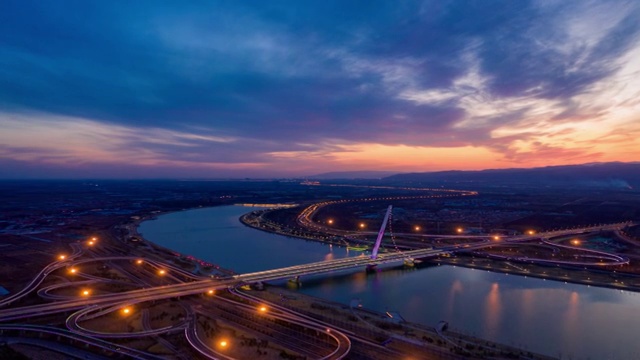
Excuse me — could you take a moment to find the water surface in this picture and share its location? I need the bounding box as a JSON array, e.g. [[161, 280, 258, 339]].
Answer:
[[140, 206, 640, 359]]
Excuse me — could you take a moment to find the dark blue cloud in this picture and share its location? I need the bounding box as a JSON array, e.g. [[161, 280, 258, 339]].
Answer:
[[1, 0, 639, 176]]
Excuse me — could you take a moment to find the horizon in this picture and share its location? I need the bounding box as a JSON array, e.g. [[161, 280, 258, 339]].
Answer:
[[1, 1, 639, 178], [0, 160, 637, 180]]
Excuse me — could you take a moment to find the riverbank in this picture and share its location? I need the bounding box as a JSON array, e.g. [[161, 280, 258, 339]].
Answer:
[[431, 253, 640, 293], [241, 206, 640, 294], [122, 208, 239, 277], [248, 285, 556, 360], [130, 208, 556, 359]]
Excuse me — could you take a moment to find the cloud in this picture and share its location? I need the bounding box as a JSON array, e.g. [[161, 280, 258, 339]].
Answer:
[[0, 1, 639, 177]]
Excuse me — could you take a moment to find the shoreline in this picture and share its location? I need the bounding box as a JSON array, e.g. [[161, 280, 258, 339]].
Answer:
[[239, 205, 640, 293], [430, 255, 640, 292], [125, 207, 554, 359], [124, 205, 239, 276], [134, 204, 640, 293]]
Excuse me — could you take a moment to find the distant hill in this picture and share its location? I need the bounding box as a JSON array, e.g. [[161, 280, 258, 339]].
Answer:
[[384, 162, 640, 189], [308, 171, 400, 180]]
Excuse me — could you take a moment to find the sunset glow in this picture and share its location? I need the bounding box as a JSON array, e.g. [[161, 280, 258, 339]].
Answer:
[[0, 2, 638, 178]]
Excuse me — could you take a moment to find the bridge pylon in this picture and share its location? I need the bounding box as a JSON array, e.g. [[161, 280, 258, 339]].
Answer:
[[371, 205, 393, 260]]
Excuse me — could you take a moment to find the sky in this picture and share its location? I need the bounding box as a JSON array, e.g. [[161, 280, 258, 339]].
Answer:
[[1, 0, 639, 178]]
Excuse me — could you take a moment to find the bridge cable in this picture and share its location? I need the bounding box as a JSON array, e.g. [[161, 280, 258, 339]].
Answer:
[[386, 211, 409, 259]]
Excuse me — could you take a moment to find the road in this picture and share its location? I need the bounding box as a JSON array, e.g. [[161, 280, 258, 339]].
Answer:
[[0, 215, 633, 359], [1, 223, 631, 323]]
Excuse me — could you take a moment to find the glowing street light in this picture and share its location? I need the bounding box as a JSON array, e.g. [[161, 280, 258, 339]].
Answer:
[[136, 259, 143, 265], [121, 307, 132, 315], [414, 226, 421, 231], [69, 268, 77, 274], [207, 289, 215, 296], [81, 289, 91, 297], [572, 239, 581, 246], [359, 223, 366, 229], [218, 339, 229, 349], [58, 255, 66, 260], [456, 228, 463, 234], [88, 241, 94, 246], [158, 269, 166, 276], [258, 306, 267, 313], [493, 235, 500, 241], [327, 219, 334, 225], [527, 230, 535, 235]]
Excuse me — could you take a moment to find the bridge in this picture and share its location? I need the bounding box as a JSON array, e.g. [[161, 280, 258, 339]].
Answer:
[[0, 209, 631, 323], [0, 212, 633, 360]]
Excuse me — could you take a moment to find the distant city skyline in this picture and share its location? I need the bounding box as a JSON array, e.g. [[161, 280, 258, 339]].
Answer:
[[1, 1, 639, 178]]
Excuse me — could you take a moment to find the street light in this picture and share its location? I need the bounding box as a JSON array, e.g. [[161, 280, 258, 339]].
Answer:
[[414, 226, 421, 231], [572, 239, 581, 246], [136, 259, 143, 265], [207, 289, 215, 296], [121, 307, 132, 316], [327, 219, 334, 225], [456, 228, 463, 234], [58, 255, 66, 260], [158, 269, 166, 276], [493, 235, 500, 241], [527, 230, 535, 235], [218, 339, 229, 349], [69, 268, 77, 274], [81, 289, 91, 297], [258, 306, 267, 313], [359, 223, 366, 229]]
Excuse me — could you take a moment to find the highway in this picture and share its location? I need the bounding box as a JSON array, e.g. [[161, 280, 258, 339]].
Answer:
[[0, 324, 166, 360], [0, 216, 634, 359], [0, 223, 631, 324]]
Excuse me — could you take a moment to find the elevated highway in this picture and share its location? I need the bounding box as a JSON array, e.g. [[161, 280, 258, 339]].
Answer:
[[1, 221, 632, 323]]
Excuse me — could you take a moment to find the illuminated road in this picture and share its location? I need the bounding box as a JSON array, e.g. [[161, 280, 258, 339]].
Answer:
[[0, 223, 631, 323], [0, 217, 634, 359]]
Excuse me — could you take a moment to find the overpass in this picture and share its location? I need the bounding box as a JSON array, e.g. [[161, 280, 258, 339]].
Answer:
[[0, 242, 479, 323], [0, 223, 630, 324]]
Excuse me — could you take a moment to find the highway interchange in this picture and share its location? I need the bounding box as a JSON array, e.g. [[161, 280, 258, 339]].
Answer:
[[0, 189, 636, 359]]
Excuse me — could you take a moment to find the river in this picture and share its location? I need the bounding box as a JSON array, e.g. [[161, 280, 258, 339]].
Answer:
[[138, 205, 640, 359]]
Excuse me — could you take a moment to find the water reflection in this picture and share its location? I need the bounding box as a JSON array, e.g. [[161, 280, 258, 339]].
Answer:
[[351, 271, 367, 293], [483, 282, 502, 338], [561, 291, 580, 354], [446, 279, 463, 319], [141, 206, 640, 360]]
